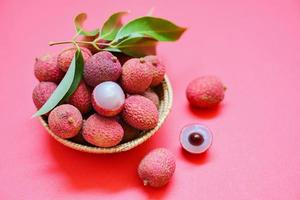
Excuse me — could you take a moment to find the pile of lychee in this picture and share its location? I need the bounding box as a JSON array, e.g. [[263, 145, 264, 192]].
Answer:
[[33, 46, 166, 148]]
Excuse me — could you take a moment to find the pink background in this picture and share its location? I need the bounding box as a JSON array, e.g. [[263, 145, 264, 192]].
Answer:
[[1, 0, 300, 199]]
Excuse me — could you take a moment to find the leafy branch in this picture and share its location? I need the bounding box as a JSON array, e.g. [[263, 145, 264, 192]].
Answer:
[[33, 11, 186, 117]]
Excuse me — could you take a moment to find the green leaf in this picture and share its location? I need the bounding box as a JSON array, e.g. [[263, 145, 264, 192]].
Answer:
[[101, 11, 128, 41], [62, 50, 84, 101], [74, 13, 99, 36], [32, 50, 84, 117], [104, 47, 122, 53], [109, 35, 157, 57], [115, 16, 186, 41]]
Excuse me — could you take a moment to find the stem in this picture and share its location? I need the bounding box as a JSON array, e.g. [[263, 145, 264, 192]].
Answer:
[[48, 40, 110, 47]]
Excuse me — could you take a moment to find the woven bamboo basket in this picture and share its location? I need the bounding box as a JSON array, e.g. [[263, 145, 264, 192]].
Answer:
[[39, 75, 173, 153]]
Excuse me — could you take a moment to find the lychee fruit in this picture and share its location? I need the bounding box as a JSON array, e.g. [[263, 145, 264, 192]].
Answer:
[[121, 58, 153, 94], [67, 81, 92, 114], [142, 89, 160, 109], [180, 124, 213, 154], [32, 82, 57, 109], [144, 55, 166, 87], [186, 76, 225, 108], [92, 81, 125, 117], [82, 114, 124, 147], [83, 51, 122, 87], [57, 47, 92, 72], [138, 148, 176, 187], [48, 104, 83, 139], [122, 95, 158, 130], [34, 54, 65, 83], [120, 120, 141, 143]]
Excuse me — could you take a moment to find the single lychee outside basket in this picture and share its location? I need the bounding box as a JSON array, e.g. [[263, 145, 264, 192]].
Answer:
[[39, 75, 173, 153]]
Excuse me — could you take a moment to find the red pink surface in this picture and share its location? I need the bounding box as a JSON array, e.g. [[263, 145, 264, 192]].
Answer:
[[1, 0, 300, 199]]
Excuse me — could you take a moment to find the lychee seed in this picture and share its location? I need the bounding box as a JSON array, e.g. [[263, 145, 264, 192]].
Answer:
[[188, 132, 204, 146]]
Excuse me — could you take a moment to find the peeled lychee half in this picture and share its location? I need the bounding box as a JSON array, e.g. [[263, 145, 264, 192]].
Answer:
[[32, 82, 57, 109], [34, 54, 65, 83], [144, 55, 166, 87], [57, 47, 92, 72], [180, 124, 213, 154], [92, 81, 125, 117], [186, 76, 225, 108], [121, 58, 153, 94], [82, 114, 124, 147], [138, 148, 176, 187], [48, 104, 83, 139], [122, 95, 158, 130], [142, 89, 160, 109], [83, 51, 122, 87], [68, 81, 92, 114]]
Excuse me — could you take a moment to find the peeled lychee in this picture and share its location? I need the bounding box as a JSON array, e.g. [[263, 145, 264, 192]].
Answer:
[[180, 124, 213, 154], [34, 54, 65, 83], [82, 114, 124, 147], [32, 82, 57, 109], [122, 95, 158, 130], [92, 81, 125, 117], [57, 47, 92, 72], [83, 51, 122, 87], [121, 58, 153, 94], [48, 104, 83, 139], [68, 81, 91, 114], [138, 148, 176, 187], [186, 76, 225, 108], [142, 89, 160, 109], [144, 55, 166, 87]]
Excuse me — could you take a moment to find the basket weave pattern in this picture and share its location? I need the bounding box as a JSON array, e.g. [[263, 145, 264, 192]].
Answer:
[[39, 76, 173, 153]]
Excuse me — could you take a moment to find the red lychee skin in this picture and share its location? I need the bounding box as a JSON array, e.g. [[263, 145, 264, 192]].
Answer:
[[83, 51, 122, 87], [121, 58, 153, 94], [186, 76, 225, 108], [32, 82, 57, 109], [82, 114, 124, 147], [142, 89, 160, 109], [144, 55, 166, 87], [34, 54, 65, 83], [91, 96, 123, 117], [48, 104, 83, 139], [57, 47, 92, 72], [67, 81, 92, 114], [122, 95, 158, 130], [138, 148, 176, 187]]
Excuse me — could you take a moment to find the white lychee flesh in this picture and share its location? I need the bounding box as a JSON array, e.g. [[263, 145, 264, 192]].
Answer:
[[93, 81, 125, 115]]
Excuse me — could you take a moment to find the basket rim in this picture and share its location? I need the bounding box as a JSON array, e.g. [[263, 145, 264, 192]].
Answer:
[[40, 75, 173, 153]]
